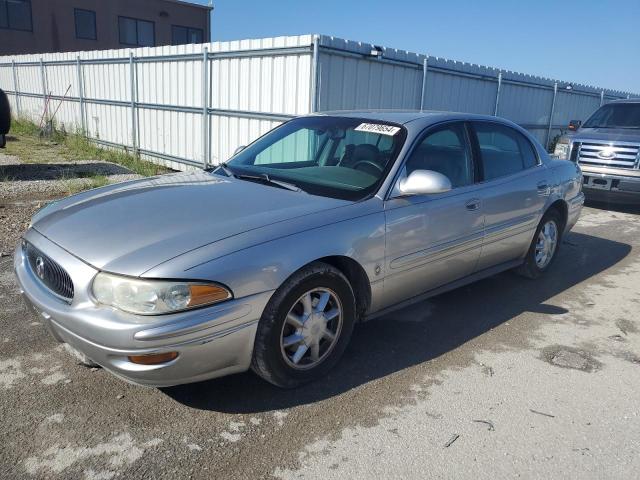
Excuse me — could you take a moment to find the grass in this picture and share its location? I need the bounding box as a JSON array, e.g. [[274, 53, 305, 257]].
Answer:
[[5, 118, 169, 177], [63, 174, 110, 195]]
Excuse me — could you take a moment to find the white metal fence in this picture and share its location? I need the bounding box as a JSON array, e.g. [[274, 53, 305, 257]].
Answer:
[[0, 34, 635, 170]]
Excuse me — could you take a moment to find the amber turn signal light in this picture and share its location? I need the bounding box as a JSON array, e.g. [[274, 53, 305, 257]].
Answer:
[[128, 351, 179, 365], [188, 284, 231, 307]]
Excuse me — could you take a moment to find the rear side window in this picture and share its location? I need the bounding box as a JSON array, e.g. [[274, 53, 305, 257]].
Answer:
[[473, 123, 538, 180]]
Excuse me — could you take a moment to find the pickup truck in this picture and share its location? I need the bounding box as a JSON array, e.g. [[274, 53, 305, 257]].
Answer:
[[554, 99, 640, 204]]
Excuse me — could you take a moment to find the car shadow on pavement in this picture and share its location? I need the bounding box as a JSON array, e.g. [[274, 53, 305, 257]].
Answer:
[[163, 231, 631, 413], [0, 162, 131, 181]]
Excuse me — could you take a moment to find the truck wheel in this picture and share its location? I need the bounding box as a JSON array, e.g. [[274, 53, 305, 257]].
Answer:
[[516, 210, 562, 279], [251, 262, 356, 388]]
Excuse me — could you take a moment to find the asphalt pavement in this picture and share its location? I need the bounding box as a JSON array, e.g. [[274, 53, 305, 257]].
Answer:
[[1, 204, 639, 479]]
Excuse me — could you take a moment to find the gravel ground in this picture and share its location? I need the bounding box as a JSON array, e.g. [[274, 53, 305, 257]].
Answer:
[[0, 152, 142, 256], [0, 195, 639, 479], [0, 153, 142, 203]]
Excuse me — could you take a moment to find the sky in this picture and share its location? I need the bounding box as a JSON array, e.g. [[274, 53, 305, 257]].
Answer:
[[190, 0, 640, 94]]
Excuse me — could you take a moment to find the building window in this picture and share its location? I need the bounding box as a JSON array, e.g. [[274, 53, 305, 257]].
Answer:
[[118, 16, 155, 47], [171, 25, 204, 45], [0, 0, 33, 31], [74, 8, 96, 40]]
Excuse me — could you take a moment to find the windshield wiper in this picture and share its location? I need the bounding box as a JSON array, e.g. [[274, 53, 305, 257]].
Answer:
[[212, 162, 236, 177], [235, 173, 303, 192]]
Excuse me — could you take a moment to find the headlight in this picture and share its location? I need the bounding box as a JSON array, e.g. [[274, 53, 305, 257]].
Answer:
[[554, 141, 570, 160], [91, 272, 232, 315]]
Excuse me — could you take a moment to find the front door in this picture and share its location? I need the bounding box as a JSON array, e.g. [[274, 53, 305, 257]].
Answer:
[[382, 122, 485, 307]]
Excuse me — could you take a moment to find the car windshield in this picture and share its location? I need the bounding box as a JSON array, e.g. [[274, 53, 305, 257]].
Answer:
[[221, 116, 407, 201], [583, 103, 640, 129]]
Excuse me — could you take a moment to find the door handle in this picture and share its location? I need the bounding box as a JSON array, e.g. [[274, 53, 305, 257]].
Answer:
[[465, 198, 481, 211], [537, 181, 550, 195]]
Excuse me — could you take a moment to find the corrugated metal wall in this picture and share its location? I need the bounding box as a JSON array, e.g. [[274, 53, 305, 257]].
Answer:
[[0, 35, 314, 170], [317, 37, 424, 111], [0, 34, 634, 171]]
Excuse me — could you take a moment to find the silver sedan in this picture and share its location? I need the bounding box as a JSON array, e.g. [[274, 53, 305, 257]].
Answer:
[[14, 111, 584, 388]]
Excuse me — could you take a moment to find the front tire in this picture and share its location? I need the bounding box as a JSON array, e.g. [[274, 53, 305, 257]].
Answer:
[[251, 262, 356, 388], [516, 210, 562, 279]]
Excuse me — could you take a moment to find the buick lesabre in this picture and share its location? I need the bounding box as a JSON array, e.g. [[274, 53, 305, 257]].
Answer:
[[15, 111, 584, 388]]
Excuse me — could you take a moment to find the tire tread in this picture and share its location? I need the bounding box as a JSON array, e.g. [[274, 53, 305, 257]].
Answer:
[[251, 261, 356, 388]]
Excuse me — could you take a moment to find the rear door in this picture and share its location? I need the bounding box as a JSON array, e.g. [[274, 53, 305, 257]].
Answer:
[[470, 121, 549, 271], [382, 122, 485, 307]]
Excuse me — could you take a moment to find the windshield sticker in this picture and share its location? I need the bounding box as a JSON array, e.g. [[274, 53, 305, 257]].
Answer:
[[354, 123, 401, 136]]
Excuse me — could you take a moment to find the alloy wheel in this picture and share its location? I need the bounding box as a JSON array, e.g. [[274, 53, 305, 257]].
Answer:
[[535, 220, 558, 269], [280, 287, 343, 370]]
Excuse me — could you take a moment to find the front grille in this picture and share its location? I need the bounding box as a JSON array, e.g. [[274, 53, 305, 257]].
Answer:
[[577, 140, 640, 169], [23, 241, 74, 301]]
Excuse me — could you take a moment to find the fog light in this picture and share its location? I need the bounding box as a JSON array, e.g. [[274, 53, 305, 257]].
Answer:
[[127, 351, 179, 365]]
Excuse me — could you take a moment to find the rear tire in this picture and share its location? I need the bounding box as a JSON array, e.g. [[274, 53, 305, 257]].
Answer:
[[251, 262, 356, 388], [516, 210, 562, 279]]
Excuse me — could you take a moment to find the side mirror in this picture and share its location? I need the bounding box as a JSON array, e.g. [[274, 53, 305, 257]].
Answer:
[[398, 170, 452, 196], [233, 145, 246, 156], [568, 120, 582, 131]]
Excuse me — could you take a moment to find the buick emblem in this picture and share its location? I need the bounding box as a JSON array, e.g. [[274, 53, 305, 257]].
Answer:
[[597, 148, 616, 160], [35, 256, 45, 280]]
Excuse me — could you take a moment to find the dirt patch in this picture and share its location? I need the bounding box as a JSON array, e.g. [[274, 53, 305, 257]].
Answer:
[[541, 345, 602, 372], [1, 161, 132, 181], [616, 318, 638, 336]]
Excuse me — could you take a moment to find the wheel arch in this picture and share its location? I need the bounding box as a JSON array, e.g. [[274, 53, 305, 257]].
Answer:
[[269, 254, 373, 322], [545, 199, 568, 231], [315, 255, 372, 320]]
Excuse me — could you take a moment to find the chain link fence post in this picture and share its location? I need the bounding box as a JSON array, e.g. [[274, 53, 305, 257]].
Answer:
[[201, 47, 210, 169], [494, 71, 502, 116], [310, 35, 320, 113], [76, 56, 86, 135], [11, 60, 20, 117], [129, 52, 138, 156], [39, 58, 47, 117], [420, 57, 428, 111], [546, 82, 558, 150]]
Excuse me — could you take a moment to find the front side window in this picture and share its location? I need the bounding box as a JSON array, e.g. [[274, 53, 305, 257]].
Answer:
[[172, 25, 204, 45], [404, 123, 474, 188], [118, 16, 154, 47], [0, 0, 32, 31], [473, 122, 537, 181], [582, 103, 640, 129], [225, 116, 407, 200], [74, 8, 96, 40]]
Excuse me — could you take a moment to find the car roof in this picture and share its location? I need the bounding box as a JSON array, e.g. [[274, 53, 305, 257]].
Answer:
[[313, 109, 510, 126]]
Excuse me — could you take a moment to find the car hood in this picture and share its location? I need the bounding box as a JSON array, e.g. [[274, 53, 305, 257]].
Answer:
[[32, 171, 350, 276], [574, 127, 640, 143]]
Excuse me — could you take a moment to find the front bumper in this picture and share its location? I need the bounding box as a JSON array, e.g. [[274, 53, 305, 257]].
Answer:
[[580, 165, 640, 204], [14, 229, 273, 387]]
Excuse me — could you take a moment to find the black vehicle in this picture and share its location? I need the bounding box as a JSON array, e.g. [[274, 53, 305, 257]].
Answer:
[[0, 89, 10, 148]]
